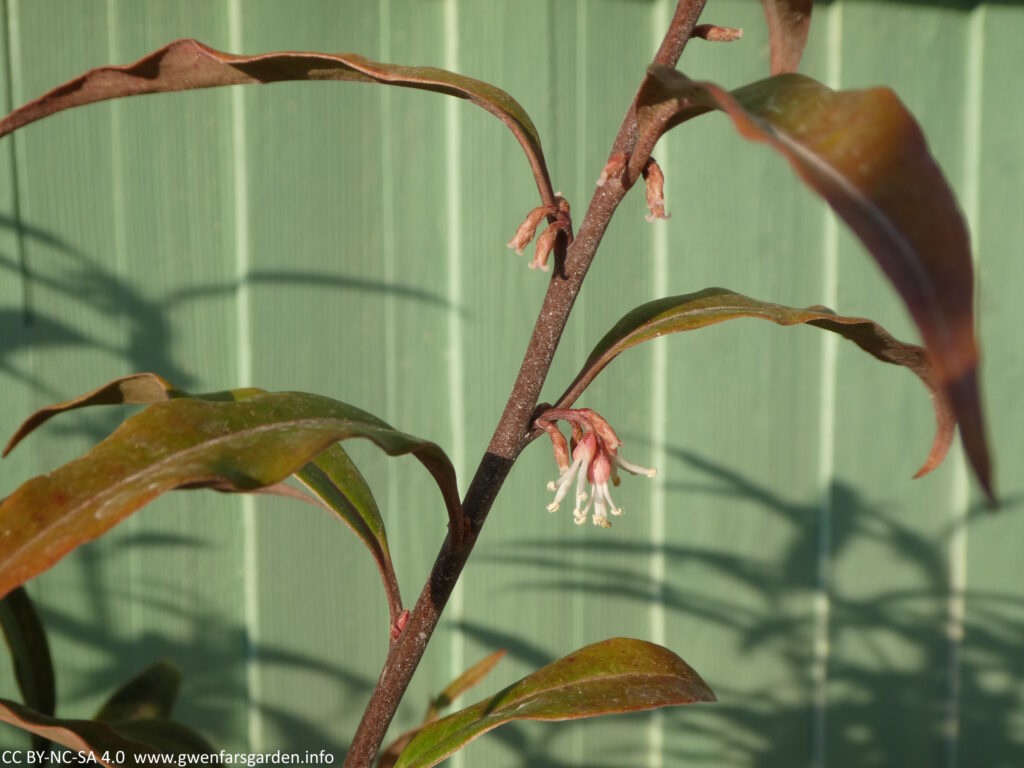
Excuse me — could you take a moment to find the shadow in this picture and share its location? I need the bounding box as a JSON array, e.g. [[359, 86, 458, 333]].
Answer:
[[0, 226, 196, 398], [474, 446, 1024, 767], [166, 271, 462, 316], [0, 215, 447, 755], [0, 215, 458, 447], [22, 573, 371, 754], [448, 619, 553, 670]]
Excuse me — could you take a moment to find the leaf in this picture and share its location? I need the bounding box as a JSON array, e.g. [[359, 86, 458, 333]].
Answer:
[[378, 650, 507, 768], [393, 638, 713, 768], [0, 586, 55, 751], [95, 661, 180, 723], [0, 390, 461, 600], [2, 373, 184, 457], [0, 698, 214, 765], [634, 68, 992, 500], [294, 448, 404, 624], [556, 287, 954, 479], [761, 0, 813, 74], [427, 649, 507, 720], [4, 374, 407, 620], [0, 38, 556, 208]]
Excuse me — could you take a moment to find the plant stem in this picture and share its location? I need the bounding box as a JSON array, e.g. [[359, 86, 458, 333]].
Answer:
[[343, 1, 707, 764]]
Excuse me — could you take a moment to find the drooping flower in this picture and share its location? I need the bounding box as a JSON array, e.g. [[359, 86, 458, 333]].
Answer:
[[539, 407, 656, 528], [642, 157, 670, 222], [506, 195, 572, 271]]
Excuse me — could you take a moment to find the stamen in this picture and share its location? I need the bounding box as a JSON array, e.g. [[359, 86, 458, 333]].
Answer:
[[615, 454, 657, 477]]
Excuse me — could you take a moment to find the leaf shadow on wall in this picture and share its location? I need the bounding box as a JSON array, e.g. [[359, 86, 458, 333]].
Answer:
[[3, 531, 372, 754], [0, 215, 454, 754], [481, 447, 1024, 767], [0, 214, 458, 413], [0, 214, 193, 406]]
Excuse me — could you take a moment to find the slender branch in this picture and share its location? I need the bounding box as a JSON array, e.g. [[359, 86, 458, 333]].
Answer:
[[343, 1, 708, 764]]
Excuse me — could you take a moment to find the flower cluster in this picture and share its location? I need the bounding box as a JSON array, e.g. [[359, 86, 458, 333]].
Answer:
[[537, 408, 656, 528]]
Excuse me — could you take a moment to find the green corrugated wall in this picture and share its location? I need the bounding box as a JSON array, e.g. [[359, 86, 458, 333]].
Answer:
[[0, 1, 1021, 765]]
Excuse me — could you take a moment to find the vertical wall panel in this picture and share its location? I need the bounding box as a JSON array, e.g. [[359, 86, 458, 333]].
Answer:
[[826, 5, 968, 767], [1, 1, 127, 741], [239, 0, 394, 752], [958, 4, 1024, 766], [103, 0, 245, 749], [376, 0, 456, 745], [455, 1, 582, 764], [657, 0, 828, 765]]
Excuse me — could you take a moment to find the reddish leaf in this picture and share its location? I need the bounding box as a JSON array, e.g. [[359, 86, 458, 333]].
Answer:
[[0, 698, 213, 765], [0, 38, 555, 208], [556, 288, 954, 479], [0, 390, 460, 600], [761, 0, 813, 74], [393, 638, 713, 768], [2, 374, 183, 457], [634, 68, 992, 500], [4, 374, 407, 620], [378, 650, 507, 768]]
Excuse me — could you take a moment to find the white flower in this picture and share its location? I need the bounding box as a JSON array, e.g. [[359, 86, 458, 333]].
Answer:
[[540, 408, 656, 529]]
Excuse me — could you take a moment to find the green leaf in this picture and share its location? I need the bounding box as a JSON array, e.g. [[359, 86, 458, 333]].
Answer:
[[634, 68, 992, 500], [378, 650, 507, 768], [0, 390, 460, 600], [0, 698, 214, 765], [0, 586, 55, 751], [761, 0, 813, 74], [294, 447, 404, 624], [0, 38, 556, 209], [4, 374, 408, 621], [95, 661, 180, 723], [393, 638, 713, 768], [557, 287, 955, 479]]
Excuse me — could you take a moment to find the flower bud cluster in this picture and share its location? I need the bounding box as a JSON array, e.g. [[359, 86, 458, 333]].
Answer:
[[506, 195, 572, 271]]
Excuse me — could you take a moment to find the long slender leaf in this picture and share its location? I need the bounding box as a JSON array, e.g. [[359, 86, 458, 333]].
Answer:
[[0, 698, 213, 765], [0, 38, 555, 207], [427, 649, 507, 720], [0, 586, 55, 751], [556, 287, 955, 479], [634, 68, 992, 500], [95, 662, 180, 723], [294, 448, 404, 624], [0, 390, 460, 600], [394, 638, 713, 768], [4, 374, 407, 620]]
